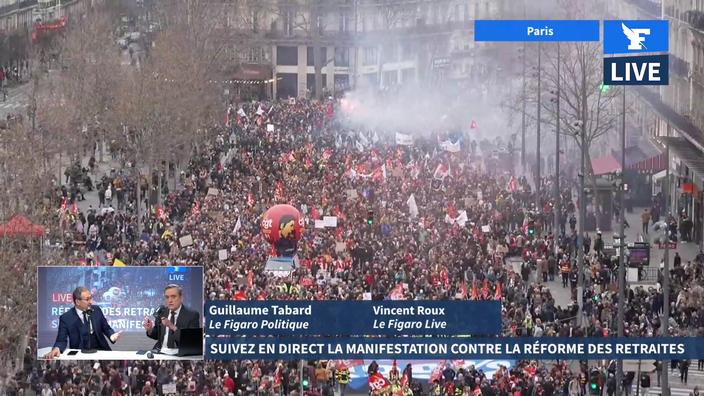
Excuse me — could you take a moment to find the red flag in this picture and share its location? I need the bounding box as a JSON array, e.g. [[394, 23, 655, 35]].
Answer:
[[433, 163, 450, 180], [428, 361, 445, 384], [275, 181, 284, 202], [300, 277, 314, 288], [481, 279, 490, 300], [470, 120, 478, 129], [400, 372, 409, 388], [274, 366, 282, 387], [494, 282, 503, 301], [368, 373, 391, 391], [447, 202, 458, 219], [458, 282, 468, 299], [336, 227, 343, 240], [336, 359, 363, 370], [247, 271, 254, 289], [470, 281, 479, 301], [256, 291, 267, 301], [191, 200, 201, 217], [388, 283, 405, 300], [233, 290, 246, 301], [247, 192, 254, 207], [322, 148, 333, 162], [311, 207, 320, 220], [72, 201, 78, 215], [507, 176, 518, 193], [60, 197, 67, 211]]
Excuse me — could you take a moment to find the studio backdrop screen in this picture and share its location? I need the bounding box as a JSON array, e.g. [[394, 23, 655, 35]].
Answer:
[[37, 266, 203, 351]]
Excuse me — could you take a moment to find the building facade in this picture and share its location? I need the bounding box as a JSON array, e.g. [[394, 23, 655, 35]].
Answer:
[[221, 0, 502, 99], [605, 0, 704, 247]]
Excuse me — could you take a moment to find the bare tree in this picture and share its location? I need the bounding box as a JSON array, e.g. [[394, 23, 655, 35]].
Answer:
[[504, 42, 622, 190], [111, 0, 226, 220]]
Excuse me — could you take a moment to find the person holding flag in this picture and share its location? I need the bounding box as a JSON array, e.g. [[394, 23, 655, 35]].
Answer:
[[336, 365, 350, 396]]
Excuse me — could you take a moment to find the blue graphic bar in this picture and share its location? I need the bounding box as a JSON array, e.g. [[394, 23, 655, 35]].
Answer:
[[604, 20, 669, 54], [474, 20, 600, 42], [206, 337, 704, 361], [603, 54, 669, 85], [205, 301, 501, 336]]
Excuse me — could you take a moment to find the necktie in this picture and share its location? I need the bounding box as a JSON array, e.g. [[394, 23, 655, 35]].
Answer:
[[82, 311, 92, 334], [167, 311, 176, 348], [82, 311, 92, 349]]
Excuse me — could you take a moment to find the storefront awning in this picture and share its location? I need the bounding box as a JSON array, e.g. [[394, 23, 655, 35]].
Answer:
[[635, 86, 704, 152], [592, 154, 621, 175], [660, 137, 704, 181], [652, 169, 667, 183], [231, 64, 272, 81]]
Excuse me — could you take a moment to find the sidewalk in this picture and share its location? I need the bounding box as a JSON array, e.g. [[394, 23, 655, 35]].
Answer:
[[609, 208, 701, 265]]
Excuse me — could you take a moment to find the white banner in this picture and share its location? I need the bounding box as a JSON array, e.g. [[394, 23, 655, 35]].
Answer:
[[323, 216, 338, 227], [407, 194, 419, 218], [440, 140, 461, 153], [395, 132, 414, 146]]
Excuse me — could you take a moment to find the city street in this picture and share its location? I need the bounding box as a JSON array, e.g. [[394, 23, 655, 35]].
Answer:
[[0, 82, 29, 119]]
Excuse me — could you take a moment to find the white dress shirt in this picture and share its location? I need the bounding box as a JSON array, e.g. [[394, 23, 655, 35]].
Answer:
[[161, 305, 181, 354]]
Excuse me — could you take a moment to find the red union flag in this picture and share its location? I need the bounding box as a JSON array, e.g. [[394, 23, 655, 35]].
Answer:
[[368, 373, 391, 391], [336, 359, 363, 370]]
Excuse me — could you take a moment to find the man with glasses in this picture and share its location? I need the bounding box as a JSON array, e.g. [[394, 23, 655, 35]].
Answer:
[[142, 284, 200, 352], [43, 287, 123, 359]]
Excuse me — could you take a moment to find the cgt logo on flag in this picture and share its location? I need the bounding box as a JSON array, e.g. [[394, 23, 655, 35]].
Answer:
[[603, 20, 668, 54]]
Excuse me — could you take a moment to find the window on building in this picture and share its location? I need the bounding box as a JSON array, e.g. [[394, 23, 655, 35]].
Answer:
[[251, 10, 258, 33], [277, 46, 298, 66], [334, 47, 349, 67], [283, 9, 294, 36], [364, 47, 378, 65], [307, 47, 328, 67], [382, 44, 397, 63], [339, 10, 350, 32]]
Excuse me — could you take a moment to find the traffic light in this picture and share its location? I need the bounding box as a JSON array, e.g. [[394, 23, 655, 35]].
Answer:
[[302, 377, 310, 389], [527, 221, 536, 236], [589, 370, 600, 395], [367, 209, 374, 225]]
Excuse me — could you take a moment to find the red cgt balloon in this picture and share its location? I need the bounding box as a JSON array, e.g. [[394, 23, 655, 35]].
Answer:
[[261, 204, 304, 256]]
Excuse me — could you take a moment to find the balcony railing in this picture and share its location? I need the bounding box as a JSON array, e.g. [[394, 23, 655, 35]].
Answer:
[[670, 54, 690, 78], [0, 0, 37, 18], [625, 0, 661, 17], [684, 10, 704, 32]]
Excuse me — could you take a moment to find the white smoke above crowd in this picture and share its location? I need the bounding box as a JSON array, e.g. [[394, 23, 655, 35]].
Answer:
[[337, 82, 511, 140]]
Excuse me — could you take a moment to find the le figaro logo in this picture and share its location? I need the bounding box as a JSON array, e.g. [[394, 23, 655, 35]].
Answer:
[[603, 20, 668, 55], [622, 23, 650, 50]]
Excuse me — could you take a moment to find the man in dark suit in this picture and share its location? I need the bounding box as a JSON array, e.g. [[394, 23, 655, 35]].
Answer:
[[44, 287, 123, 359], [143, 284, 200, 350]]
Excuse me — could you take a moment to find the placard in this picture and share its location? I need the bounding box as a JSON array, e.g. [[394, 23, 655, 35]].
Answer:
[[218, 249, 228, 261], [267, 124, 275, 132], [314, 220, 326, 229], [207, 188, 220, 196], [346, 189, 359, 201], [179, 235, 194, 247], [323, 216, 338, 227]]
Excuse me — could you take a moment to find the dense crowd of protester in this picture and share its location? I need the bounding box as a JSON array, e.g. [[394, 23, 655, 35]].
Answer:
[[3, 97, 703, 396]]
